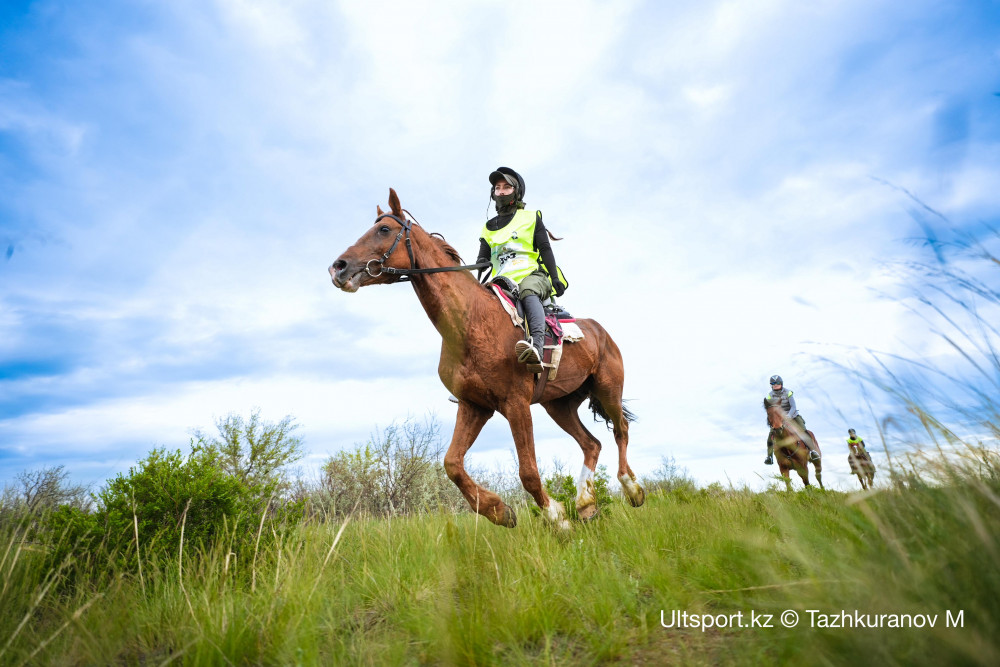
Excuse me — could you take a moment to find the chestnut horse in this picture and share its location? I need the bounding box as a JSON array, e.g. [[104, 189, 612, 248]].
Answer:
[[848, 450, 876, 490], [328, 189, 645, 529], [765, 403, 823, 490]]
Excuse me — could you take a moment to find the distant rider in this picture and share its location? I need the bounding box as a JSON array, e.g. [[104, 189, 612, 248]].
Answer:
[[477, 166, 568, 366], [764, 375, 820, 464], [847, 429, 870, 459]]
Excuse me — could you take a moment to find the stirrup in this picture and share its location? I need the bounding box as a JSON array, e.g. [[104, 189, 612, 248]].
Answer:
[[514, 340, 541, 364], [809, 450, 821, 461], [764, 456, 773, 465]]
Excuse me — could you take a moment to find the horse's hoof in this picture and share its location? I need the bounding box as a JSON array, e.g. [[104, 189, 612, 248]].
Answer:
[[576, 474, 598, 521], [496, 505, 517, 528], [577, 503, 599, 522], [618, 473, 646, 507], [542, 501, 572, 531]]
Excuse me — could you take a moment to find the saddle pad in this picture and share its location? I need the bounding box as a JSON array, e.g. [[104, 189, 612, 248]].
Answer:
[[560, 320, 584, 342], [490, 284, 585, 342], [491, 284, 524, 327]]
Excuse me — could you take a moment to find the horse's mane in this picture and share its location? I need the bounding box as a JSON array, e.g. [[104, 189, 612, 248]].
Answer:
[[428, 232, 463, 265], [401, 209, 464, 266], [400, 212, 495, 299]]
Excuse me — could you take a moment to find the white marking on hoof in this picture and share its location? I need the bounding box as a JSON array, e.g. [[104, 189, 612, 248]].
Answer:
[[575, 465, 597, 517], [618, 472, 646, 507], [542, 501, 571, 531]]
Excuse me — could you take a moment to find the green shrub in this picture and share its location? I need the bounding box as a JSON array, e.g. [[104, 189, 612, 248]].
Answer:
[[641, 455, 698, 496], [316, 418, 463, 518], [191, 409, 304, 507], [95, 447, 255, 565], [542, 464, 614, 519]]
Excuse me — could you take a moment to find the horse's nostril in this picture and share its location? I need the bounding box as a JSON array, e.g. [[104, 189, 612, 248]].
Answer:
[[332, 259, 347, 271]]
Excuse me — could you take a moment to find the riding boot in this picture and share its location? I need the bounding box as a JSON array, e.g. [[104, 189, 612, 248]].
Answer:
[[804, 434, 821, 462], [514, 294, 545, 365]]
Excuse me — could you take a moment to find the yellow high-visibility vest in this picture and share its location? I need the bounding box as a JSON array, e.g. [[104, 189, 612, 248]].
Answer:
[[481, 209, 567, 295]]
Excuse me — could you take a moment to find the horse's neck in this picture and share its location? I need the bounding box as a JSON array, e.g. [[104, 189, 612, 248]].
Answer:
[[408, 232, 493, 341]]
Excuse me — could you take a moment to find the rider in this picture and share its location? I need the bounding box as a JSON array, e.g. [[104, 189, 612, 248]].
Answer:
[[764, 374, 820, 464], [477, 166, 568, 366], [847, 429, 869, 457]]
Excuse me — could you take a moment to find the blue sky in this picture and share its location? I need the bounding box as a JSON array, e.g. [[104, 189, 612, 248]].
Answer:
[[2, 0, 998, 493]]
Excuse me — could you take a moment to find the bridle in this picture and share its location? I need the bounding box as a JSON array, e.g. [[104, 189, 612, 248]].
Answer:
[[364, 213, 490, 281]]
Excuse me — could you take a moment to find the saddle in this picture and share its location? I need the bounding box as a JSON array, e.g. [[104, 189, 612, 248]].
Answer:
[[488, 280, 584, 401]]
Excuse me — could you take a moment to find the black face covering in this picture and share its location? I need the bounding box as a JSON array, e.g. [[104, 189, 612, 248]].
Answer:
[[494, 192, 518, 214]]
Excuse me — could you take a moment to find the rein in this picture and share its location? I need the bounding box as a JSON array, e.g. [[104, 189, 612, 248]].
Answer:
[[365, 213, 490, 281]]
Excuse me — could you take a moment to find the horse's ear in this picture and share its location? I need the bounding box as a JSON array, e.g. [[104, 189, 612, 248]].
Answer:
[[388, 188, 402, 216], [377, 205, 385, 216]]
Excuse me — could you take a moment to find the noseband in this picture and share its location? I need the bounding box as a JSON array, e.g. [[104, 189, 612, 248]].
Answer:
[[365, 213, 489, 281]]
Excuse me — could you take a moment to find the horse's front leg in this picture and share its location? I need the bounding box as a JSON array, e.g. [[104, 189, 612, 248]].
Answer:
[[505, 401, 569, 530], [779, 465, 793, 491], [797, 465, 811, 488], [444, 401, 516, 527]]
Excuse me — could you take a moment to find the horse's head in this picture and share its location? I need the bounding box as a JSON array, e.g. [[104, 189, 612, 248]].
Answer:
[[764, 402, 786, 431], [329, 188, 416, 292]]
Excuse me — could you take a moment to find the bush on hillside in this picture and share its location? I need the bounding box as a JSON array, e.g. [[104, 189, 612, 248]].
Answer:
[[96, 446, 257, 563], [191, 409, 304, 507], [314, 418, 465, 517], [33, 411, 306, 577], [640, 455, 698, 497], [0, 465, 91, 515], [541, 461, 614, 519]]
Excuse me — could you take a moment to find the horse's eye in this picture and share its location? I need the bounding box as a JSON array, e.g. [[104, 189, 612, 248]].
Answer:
[[378, 225, 390, 235]]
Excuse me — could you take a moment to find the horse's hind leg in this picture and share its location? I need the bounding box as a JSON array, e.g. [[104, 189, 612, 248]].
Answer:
[[543, 393, 602, 521], [444, 401, 516, 527], [591, 353, 645, 508]]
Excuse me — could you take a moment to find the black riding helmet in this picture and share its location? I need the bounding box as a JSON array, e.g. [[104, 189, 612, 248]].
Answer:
[[769, 374, 783, 386], [488, 166, 525, 201]]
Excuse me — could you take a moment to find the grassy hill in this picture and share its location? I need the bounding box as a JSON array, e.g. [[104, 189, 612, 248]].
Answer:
[[1, 445, 997, 666]]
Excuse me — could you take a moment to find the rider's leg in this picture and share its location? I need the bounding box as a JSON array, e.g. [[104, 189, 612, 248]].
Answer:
[[513, 272, 550, 365], [515, 295, 545, 363], [765, 433, 774, 465], [794, 416, 820, 461]]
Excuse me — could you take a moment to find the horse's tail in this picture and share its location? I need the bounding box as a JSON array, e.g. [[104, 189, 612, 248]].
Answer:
[[575, 377, 636, 429]]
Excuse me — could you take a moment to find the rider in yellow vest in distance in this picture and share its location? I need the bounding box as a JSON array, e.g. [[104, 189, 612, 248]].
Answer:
[[847, 429, 869, 455], [477, 167, 568, 366], [764, 374, 821, 465]]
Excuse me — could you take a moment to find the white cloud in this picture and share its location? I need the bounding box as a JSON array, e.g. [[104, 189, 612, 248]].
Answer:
[[1, 0, 997, 496]]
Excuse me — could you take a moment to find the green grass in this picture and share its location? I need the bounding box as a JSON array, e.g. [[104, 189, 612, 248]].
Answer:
[[2, 447, 998, 666]]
